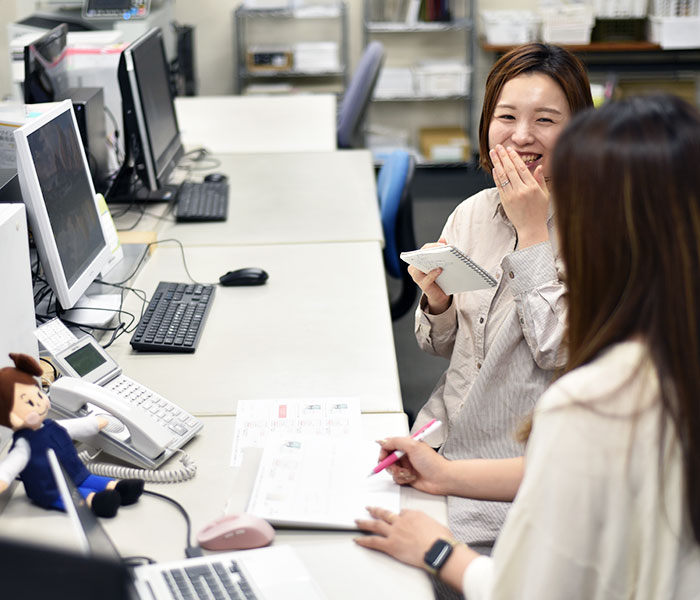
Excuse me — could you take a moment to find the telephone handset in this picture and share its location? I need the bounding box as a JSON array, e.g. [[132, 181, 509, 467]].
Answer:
[[35, 318, 203, 474], [50, 377, 172, 461]]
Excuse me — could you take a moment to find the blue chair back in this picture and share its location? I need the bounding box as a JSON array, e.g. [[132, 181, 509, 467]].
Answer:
[[377, 150, 417, 320], [337, 41, 385, 148]]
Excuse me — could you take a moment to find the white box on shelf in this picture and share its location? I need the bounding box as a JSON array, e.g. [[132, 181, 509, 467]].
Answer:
[[374, 67, 415, 98], [293, 42, 339, 72], [650, 0, 699, 16], [648, 16, 700, 48], [243, 0, 290, 8], [480, 11, 541, 45], [413, 61, 471, 97], [593, 0, 647, 17], [539, 3, 595, 44]]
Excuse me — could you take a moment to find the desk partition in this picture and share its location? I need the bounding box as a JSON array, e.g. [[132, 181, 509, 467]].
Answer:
[[158, 151, 383, 247], [174, 95, 337, 154]]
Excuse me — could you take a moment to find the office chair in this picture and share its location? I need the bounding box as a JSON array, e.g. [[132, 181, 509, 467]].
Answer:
[[337, 41, 385, 149], [377, 150, 418, 321]]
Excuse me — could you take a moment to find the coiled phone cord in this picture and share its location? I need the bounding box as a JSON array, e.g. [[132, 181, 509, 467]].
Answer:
[[77, 447, 197, 483]]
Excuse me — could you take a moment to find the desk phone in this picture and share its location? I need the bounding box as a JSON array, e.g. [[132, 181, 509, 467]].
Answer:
[[36, 318, 202, 470]]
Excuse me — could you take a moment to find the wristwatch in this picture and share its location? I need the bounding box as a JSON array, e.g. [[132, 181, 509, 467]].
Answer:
[[423, 538, 457, 575]]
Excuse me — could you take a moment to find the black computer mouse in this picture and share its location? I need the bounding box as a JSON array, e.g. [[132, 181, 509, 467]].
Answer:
[[219, 267, 269, 286], [204, 172, 228, 184]]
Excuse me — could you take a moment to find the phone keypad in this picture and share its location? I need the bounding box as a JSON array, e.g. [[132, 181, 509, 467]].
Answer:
[[103, 375, 202, 442]]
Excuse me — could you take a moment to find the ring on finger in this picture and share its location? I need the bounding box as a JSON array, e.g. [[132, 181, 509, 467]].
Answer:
[[500, 179, 510, 187], [385, 512, 398, 524]]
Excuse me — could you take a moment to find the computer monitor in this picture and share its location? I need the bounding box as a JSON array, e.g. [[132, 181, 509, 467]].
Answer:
[[13, 100, 111, 311], [23, 23, 70, 104], [117, 27, 183, 194]]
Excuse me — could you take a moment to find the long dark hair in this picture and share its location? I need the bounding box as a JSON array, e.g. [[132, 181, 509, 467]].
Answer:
[[552, 94, 700, 543], [478, 42, 593, 172]]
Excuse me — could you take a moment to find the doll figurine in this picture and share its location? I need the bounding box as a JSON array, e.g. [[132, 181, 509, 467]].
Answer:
[[0, 353, 144, 517]]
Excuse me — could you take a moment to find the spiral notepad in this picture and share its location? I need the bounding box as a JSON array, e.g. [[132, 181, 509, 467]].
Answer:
[[400, 245, 497, 295]]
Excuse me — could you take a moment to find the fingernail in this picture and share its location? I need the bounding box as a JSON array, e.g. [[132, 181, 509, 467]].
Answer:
[[375, 439, 387, 445]]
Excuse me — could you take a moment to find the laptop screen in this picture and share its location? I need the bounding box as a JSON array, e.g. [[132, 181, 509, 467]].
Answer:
[[47, 447, 124, 561]]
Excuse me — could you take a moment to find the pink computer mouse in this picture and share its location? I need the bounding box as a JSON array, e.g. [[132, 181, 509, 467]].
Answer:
[[197, 513, 275, 551]]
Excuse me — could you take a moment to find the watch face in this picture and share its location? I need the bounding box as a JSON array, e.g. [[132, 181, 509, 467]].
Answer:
[[424, 539, 454, 571]]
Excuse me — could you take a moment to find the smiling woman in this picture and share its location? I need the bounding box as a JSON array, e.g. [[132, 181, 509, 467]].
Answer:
[[403, 43, 593, 551]]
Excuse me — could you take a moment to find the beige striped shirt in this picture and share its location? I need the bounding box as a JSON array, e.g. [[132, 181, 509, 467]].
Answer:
[[412, 187, 567, 545]]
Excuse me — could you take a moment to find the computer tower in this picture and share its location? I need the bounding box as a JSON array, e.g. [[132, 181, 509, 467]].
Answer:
[[0, 202, 39, 366], [68, 86, 109, 192]]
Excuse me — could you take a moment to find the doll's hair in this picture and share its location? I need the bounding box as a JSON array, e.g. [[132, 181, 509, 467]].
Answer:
[[0, 353, 43, 428]]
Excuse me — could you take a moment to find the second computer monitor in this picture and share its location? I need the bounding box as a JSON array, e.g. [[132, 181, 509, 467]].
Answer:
[[118, 27, 183, 192]]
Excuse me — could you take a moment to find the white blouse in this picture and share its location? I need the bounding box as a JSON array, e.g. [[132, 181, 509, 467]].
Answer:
[[463, 339, 700, 599]]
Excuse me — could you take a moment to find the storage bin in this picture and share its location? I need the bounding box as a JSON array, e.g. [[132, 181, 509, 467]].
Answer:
[[591, 18, 647, 41], [479, 10, 541, 45], [648, 15, 700, 48], [374, 67, 415, 99], [540, 4, 595, 44], [650, 0, 699, 16], [593, 0, 647, 17], [413, 61, 471, 97], [293, 42, 339, 72]]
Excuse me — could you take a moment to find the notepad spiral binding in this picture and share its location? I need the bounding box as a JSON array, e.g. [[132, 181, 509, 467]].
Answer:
[[450, 247, 497, 286]]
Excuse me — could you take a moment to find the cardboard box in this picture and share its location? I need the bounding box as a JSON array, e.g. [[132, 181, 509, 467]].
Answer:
[[615, 79, 697, 106], [246, 46, 293, 71], [419, 127, 470, 163]]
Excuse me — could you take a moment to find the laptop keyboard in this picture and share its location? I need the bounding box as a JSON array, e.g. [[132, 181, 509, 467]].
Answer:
[[162, 560, 258, 600]]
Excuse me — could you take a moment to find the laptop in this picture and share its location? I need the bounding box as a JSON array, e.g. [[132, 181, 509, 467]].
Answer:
[[46, 448, 326, 600]]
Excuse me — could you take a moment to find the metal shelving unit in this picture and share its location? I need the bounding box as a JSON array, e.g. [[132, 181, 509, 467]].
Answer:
[[362, 0, 476, 166], [234, 2, 349, 95]]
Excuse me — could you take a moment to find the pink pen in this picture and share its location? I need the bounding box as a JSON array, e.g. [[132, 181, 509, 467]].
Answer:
[[369, 419, 443, 476]]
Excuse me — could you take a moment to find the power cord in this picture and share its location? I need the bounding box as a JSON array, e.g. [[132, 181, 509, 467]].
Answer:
[[121, 489, 202, 562], [142, 489, 202, 558]]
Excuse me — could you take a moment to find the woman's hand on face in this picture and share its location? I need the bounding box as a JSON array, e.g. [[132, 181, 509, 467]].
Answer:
[[490, 144, 550, 248], [407, 240, 452, 314], [375, 436, 451, 496], [354, 507, 452, 569]]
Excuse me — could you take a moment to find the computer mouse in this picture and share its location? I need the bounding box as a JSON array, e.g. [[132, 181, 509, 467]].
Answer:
[[204, 172, 227, 184], [219, 267, 269, 286], [197, 513, 275, 551]]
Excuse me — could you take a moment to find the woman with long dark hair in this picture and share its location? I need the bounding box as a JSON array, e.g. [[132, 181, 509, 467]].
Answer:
[[356, 94, 700, 598]]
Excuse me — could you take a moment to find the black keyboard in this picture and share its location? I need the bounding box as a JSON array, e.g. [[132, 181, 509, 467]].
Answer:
[[176, 181, 229, 222], [130, 282, 215, 353], [162, 560, 258, 600]]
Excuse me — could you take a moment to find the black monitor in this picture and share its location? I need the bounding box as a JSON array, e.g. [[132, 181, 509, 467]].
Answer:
[[116, 27, 183, 196], [23, 23, 70, 104]]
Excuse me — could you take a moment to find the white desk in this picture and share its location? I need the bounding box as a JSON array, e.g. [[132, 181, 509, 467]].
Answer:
[[0, 414, 446, 600], [157, 151, 383, 247], [174, 95, 337, 154], [108, 242, 403, 415]]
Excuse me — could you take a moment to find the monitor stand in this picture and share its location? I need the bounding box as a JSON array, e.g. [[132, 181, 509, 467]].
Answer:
[[61, 293, 123, 329], [105, 162, 178, 203]]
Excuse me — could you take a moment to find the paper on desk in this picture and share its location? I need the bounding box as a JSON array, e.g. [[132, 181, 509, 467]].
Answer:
[[230, 397, 362, 467], [246, 434, 400, 530]]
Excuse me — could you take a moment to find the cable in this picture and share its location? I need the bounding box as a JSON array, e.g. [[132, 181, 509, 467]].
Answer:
[[141, 489, 202, 558], [78, 447, 197, 483]]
